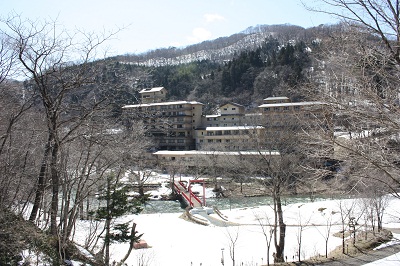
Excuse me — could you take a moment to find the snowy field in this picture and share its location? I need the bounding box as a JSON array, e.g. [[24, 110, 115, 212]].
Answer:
[[71, 174, 400, 266], [19, 173, 400, 266]]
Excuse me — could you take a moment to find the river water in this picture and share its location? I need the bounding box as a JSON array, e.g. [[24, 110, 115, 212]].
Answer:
[[141, 194, 342, 214]]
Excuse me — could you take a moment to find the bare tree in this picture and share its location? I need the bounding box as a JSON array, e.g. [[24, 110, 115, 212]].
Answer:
[[254, 211, 274, 266], [316, 208, 335, 258], [303, 0, 400, 199], [337, 200, 356, 254], [295, 208, 312, 262], [2, 12, 121, 216], [0, 31, 16, 83], [248, 130, 304, 263], [0, 14, 154, 265], [361, 183, 389, 234], [225, 226, 240, 266]]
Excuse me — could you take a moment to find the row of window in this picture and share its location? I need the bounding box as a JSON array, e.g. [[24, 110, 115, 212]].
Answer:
[[160, 139, 186, 143], [206, 117, 237, 121], [201, 130, 252, 136], [264, 106, 301, 112], [206, 123, 238, 127], [199, 139, 250, 143]]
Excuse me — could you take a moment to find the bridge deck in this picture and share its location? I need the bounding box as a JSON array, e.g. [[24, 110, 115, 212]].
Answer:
[[174, 181, 202, 208]]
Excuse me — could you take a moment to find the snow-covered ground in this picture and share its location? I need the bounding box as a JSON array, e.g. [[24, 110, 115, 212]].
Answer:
[[72, 173, 400, 266], [18, 172, 400, 266], [72, 196, 400, 266]]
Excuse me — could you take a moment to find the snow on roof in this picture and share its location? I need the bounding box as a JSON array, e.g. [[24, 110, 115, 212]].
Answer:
[[122, 101, 203, 108], [219, 102, 245, 108], [258, 101, 323, 108], [153, 150, 279, 156], [139, 87, 166, 94], [263, 96, 289, 101], [203, 126, 264, 131]]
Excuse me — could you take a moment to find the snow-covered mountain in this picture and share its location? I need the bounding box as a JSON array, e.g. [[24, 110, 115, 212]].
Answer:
[[115, 24, 308, 67]]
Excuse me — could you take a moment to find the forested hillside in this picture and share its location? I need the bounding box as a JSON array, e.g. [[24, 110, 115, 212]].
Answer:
[[95, 24, 340, 114]]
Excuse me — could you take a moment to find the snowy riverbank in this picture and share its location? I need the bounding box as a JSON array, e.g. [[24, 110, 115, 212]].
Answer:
[[71, 193, 400, 266]]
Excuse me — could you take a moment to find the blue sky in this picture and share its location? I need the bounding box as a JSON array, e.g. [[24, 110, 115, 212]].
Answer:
[[1, 0, 337, 56]]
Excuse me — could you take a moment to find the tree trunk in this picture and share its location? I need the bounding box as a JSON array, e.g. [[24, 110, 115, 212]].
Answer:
[[274, 192, 286, 263], [104, 216, 111, 266], [104, 176, 111, 266], [50, 140, 60, 236], [138, 184, 145, 197], [117, 222, 137, 265], [325, 240, 328, 258], [29, 140, 51, 222]]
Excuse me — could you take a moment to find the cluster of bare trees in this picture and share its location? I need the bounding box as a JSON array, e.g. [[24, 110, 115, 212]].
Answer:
[[302, 0, 400, 196], [0, 14, 150, 265], [191, 2, 400, 263]]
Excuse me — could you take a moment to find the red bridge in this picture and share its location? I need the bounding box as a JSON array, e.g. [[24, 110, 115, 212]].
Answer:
[[173, 179, 206, 208]]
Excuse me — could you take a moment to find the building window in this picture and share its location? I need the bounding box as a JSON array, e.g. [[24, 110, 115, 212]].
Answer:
[[232, 108, 236, 110], [264, 107, 270, 111], [217, 139, 222, 143], [224, 108, 227, 110], [208, 139, 213, 143], [177, 139, 184, 143], [200, 139, 204, 143], [284, 106, 289, 111], [274, 107, 280, 111]]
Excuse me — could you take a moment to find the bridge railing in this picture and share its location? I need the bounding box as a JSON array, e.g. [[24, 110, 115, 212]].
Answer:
[[174, 181, 203, 207]]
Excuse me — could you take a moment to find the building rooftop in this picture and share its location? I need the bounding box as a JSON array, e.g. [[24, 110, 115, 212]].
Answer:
[[204, 126, 264, 131], [153, 150, 280, 156], [258, 101, 323, 108], [139, 87, 166, 94], [220, 102, 245, 108], [122, 101, 203, 109], [263, 96, 290, 101]]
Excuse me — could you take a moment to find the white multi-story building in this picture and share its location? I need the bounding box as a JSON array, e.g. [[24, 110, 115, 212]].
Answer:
[[122, 88, 326, 158]]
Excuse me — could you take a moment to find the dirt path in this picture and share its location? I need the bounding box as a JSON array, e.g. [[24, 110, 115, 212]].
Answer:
[[313, 243, 400, 265]]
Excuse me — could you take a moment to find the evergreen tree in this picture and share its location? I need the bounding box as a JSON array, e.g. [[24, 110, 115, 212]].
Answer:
[[93, 171, 145, 265]]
